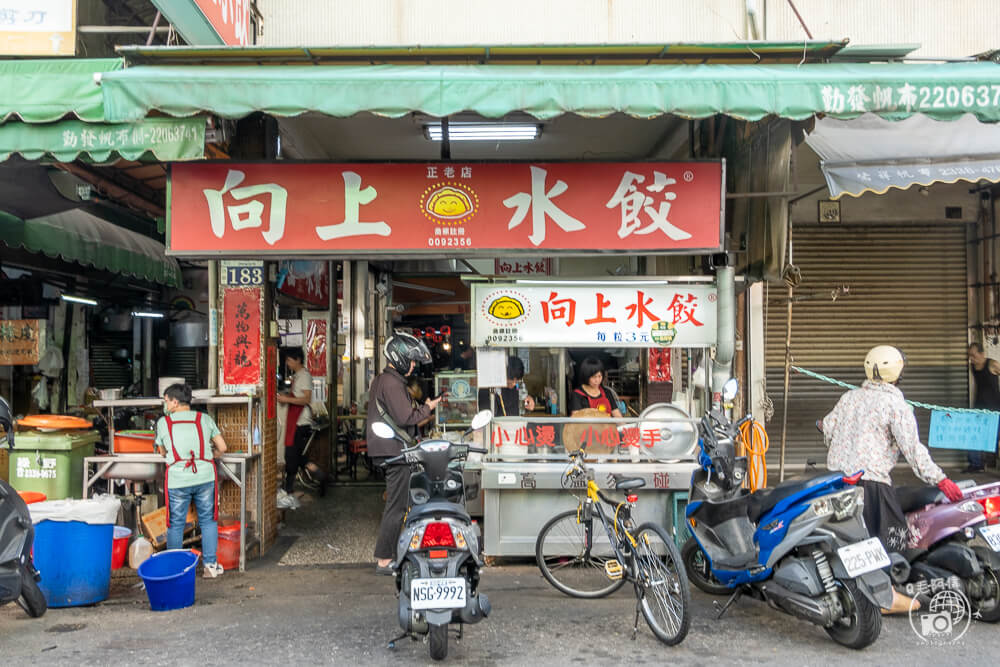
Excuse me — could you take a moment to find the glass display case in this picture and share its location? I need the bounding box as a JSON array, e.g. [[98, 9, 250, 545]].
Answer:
[[435, 371, 479, 429]]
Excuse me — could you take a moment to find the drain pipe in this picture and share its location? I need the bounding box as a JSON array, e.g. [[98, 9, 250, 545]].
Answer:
[[712, 263, 736, 402]]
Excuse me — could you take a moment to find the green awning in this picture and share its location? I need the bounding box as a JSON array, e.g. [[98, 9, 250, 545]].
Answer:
[[0, 209, 181, 286], [2, 58, 123, 123], [0, 117, 206, 162], [100, 62, 1000, 123]]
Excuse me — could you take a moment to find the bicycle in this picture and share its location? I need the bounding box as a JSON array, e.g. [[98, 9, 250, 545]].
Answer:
[[534, 449, 691, 646]]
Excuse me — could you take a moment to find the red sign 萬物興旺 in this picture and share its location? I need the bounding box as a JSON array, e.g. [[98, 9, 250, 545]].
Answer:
[[168, 162, 724, 255], [223, 288, 261, 386]]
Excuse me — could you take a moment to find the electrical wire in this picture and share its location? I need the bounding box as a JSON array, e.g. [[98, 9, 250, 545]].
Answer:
[[739, 419, 769, 491]]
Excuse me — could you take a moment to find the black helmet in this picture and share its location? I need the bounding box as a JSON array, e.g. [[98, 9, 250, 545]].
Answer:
[[384, 332, 432, 374]]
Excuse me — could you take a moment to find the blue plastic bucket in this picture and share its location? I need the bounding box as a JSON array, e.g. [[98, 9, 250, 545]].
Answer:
[[33, 520, 113, 607], [137, 550, 200, 612]]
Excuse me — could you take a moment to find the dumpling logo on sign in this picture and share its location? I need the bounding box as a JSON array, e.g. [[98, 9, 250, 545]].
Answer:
[[481, 291, 530, 326], [488, 296, 524, 320], [420, 183, 479, 225]]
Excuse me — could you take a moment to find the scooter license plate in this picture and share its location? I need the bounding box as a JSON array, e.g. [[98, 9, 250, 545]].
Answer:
[[980, 525, 1000, 552], [410, 577, 467, 610], [837, 537, 891, 577]]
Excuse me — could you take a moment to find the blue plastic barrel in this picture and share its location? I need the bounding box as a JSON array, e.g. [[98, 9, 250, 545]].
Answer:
[[137, 550, 200, 612], [33, 520, 113, 607]]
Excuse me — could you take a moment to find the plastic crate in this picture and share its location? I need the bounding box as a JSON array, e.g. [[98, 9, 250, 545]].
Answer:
[[671, 491, 691, 548]]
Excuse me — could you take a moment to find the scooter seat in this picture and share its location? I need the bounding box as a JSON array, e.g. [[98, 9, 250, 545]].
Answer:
[[895, 485, 944, 513], [748, 472, 842, 523], [614, 477, 646, 491], [406, 500, 471, 524]]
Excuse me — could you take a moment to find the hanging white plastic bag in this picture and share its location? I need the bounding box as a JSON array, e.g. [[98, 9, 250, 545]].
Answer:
[[37, 343, 64, 378], [31, 377, 49, 410]]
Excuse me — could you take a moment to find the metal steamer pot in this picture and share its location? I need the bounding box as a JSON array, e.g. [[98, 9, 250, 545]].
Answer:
[[636, 402, 698, 459]]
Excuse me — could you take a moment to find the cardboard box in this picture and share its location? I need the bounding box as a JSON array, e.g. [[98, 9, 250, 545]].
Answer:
[[141, 505, 198, 550]]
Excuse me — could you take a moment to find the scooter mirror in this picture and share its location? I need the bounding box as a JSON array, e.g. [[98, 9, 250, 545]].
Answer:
[[722, 378, 739, 402], [470, 410, 493, 432], [371, 421, 395, 439]]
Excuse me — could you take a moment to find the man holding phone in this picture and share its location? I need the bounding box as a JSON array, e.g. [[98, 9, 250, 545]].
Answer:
[[368, 333, 443, 575]]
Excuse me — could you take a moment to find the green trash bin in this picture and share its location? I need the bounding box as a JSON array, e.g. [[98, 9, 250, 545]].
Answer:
[[9, 429, 99, 499]]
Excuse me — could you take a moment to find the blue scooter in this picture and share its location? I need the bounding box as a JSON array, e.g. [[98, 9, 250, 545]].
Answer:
[[681, 398, 892, 649]]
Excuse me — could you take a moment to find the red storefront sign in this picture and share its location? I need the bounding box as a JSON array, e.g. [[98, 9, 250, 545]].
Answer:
[[223, 288, 261, 385], [194, 0, 250, 45], [168, 162, 724, 255]]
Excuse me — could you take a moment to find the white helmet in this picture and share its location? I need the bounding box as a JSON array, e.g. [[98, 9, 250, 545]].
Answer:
[[864, 345, 905, 383]]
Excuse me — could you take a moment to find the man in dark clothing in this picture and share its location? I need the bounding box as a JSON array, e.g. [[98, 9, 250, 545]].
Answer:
[[368, 332, 442, 575], [477, 355, 535, 417], [967, 342, 1000, 472]]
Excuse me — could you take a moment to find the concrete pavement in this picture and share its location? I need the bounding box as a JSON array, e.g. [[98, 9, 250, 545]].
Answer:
[[2, 555, 997, 666]]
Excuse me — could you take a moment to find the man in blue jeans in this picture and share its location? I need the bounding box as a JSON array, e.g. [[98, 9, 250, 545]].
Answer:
[[155, 383, 229, 578]]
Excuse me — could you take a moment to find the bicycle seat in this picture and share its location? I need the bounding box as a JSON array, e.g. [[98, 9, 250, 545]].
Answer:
[[614, 476, 646, 491]]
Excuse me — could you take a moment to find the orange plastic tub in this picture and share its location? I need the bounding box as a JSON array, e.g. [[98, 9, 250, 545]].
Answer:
[[114, 430, 156, 453]]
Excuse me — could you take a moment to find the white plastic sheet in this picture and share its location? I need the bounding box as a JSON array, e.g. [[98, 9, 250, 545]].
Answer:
[[28, 494, 121, 525]]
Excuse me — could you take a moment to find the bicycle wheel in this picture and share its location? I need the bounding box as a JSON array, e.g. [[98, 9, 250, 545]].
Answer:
[[634, 523, 691, 646], [535, 509, 628, 599]]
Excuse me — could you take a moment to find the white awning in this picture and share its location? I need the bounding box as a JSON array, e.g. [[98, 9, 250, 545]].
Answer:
[[805, 113, 1000, 198]]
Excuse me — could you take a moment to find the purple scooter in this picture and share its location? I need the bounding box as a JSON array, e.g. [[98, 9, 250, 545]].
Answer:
[[894, 481, 1000, 622]]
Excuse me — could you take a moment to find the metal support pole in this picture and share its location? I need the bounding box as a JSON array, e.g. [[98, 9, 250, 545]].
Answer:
[[208, 261, 219, 389], [778, 282, 793, 483]]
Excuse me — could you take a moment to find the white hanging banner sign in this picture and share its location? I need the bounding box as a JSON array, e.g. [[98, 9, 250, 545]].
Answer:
[[471, 282, 717, 348]]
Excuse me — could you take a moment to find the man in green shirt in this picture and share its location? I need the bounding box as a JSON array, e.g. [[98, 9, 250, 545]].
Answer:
[[155, 383, 229, 578]]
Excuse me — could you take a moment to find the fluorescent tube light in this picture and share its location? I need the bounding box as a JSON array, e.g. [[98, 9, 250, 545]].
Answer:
[[424, 122, 540, 142], [132, 311, 164, 319], [61, 294, 97, 306]]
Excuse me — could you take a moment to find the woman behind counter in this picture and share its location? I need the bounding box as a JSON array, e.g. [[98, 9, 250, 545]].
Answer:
[[568, 357, 623, 418]]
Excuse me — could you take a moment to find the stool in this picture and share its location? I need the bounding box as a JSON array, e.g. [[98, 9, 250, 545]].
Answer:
[[348, 439, 367, 481]]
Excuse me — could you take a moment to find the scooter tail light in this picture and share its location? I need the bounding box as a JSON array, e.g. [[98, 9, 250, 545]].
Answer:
[[420, 522, 456, 548], [975, 496, 1000, 524]]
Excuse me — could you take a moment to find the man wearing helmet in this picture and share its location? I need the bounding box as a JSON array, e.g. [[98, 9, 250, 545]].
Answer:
[[821, 345, 964, 612], [367, 332, 443, 575]]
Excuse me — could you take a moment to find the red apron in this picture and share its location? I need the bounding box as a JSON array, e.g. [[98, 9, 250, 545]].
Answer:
[[285, 403, 304, 447], [163, 412, 218, 528], [574, 387, 614, 414]]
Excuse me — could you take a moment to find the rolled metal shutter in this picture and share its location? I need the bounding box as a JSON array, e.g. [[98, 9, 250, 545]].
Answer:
[[765, 223, 970, 475]]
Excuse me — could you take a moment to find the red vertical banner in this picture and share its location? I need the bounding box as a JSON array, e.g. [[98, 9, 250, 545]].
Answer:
[[266, 344, 277, 420], [648, 347, 672, 383], [223, 287, 261, 386], [304, 318, 328, 377]]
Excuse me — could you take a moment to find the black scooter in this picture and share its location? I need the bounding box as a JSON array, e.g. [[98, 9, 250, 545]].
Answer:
[[0, 397, 46, 617], [373, 410, 493, 661]]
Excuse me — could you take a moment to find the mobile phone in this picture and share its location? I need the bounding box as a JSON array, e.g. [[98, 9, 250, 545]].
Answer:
[[433, 391, 446, 400]]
